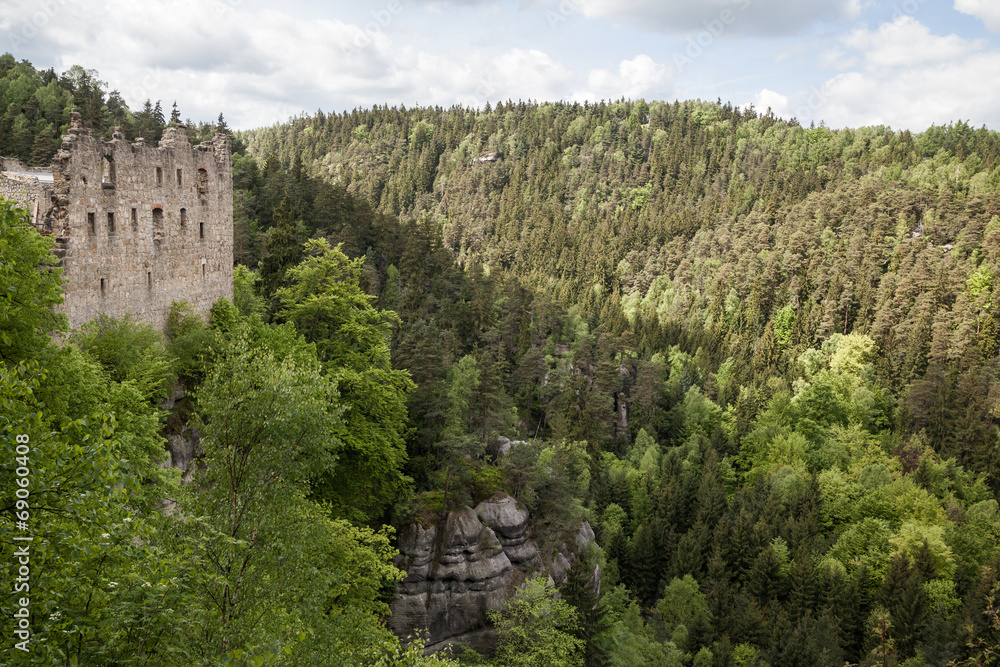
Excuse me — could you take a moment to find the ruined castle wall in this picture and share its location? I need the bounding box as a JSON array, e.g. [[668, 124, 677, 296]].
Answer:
[[0, 173, 52, 229], [49, 123, 233, 330], [0, 157, 51, 173]]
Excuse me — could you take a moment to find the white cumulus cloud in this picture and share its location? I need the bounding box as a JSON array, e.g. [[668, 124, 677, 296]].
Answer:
[[955, 0, 1000, 31], [807, 16, 1000, 129], [580, 54, 671, 100], [0, 0, 588, 126], [752, 89, 793, 118]]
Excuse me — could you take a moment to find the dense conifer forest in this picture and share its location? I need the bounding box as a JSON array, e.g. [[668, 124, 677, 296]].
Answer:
[[6, 53, 1000, 666]]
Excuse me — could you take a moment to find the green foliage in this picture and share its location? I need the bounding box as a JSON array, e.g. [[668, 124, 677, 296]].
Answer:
[[505, 440, 592, 544], [229, 101, 1000, 666], [165, 301, 220, 388], [603, 601, 683, 667], [277, 237, 415, 521], [210, 296, 243, 334], [259, 199, 307, 296], [0, 350, 188, 663], [233, 264, 267, 320], [171, 334, 425, 664], [71, 313, 175, 399], [444, 355, 481, 440], [489, 575, 585, 667], [183, 335, 342, 654], [773, 304, 795, 347], [733, 643, 759, 667], [0, 198, 65, 362], [655, 575, 711, 638], [967, 264, 994, 301], [375, 636, 458, 666], [0, 54, 228, 160], [560, 553, 612, 666]]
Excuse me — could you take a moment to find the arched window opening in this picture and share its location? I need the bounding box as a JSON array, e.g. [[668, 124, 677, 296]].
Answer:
[[152, 207, 164, 240]]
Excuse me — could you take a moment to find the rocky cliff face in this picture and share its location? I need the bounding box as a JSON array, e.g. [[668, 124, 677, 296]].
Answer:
[[389, 492, 594, 654], [389, 506, 511, 653], [160, 387, 202, 484], [164, 424, 200, 484]]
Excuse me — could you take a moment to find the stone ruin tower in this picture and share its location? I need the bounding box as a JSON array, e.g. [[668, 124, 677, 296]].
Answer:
[[0, 111, 234, 330]]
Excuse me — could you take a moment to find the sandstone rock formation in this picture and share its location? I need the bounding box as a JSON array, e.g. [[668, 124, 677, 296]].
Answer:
[[475, 492, 540, 569], [389, 492, 596, 654], [164, 424, 200, 484], [389, 506, 512, 653]]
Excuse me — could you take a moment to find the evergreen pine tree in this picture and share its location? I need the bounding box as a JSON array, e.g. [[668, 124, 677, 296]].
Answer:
[[788, 555, 818, 622], [29, 130, 55, 167], [878, 552, 927, 659], [559, 555, 611, 667], [152, 100, 165, 127], [917, 603, 958, 666], [626, 522, 661, 605], [258, 197, 306, 302]]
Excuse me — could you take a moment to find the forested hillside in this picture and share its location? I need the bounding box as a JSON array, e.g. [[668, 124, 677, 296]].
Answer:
[[7, 50, 1000, 666], [238, 102, 1000, 665], [241, 101, 1000, 481]]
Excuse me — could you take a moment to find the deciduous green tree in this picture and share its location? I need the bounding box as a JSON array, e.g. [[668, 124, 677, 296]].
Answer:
[[489, 575, 585, 667], [277, 238, 415, 521]]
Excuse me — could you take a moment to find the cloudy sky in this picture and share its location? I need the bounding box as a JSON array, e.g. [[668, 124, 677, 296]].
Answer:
[[2, 0, 999, 131]]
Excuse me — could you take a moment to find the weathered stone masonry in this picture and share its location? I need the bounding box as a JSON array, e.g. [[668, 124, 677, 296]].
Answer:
[[0, 158, 52, 225], [1, 112, 233, 330]]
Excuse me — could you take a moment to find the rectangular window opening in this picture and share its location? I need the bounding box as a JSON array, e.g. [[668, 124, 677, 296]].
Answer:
[[156, 167, 163, 186], [147, 271, 152, 289], [177, 169, 182, 186], [100, 278, 106, 296], [202, 264, 206, 278], [107, 212, 115, 234], [87, 212, 95, 234], [197, 169, 209, 197], [199, 222, 204, 239], [180, 208, 188, 226], [131, 207, 137, 227]]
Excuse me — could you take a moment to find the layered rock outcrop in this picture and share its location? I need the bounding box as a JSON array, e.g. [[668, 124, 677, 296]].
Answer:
[[474, 493, 540, 570], [389, 492, 595, 654], [389, 505, 513, 653]]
